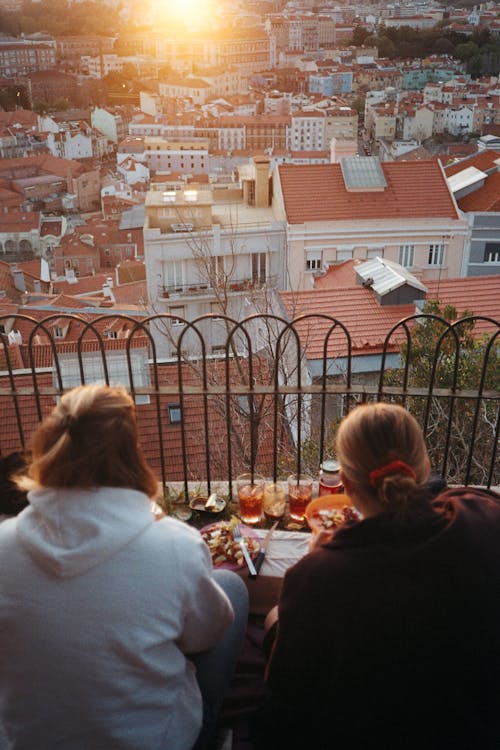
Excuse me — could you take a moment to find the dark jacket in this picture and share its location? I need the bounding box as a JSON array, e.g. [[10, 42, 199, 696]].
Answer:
[[259, 488, 500, 750]]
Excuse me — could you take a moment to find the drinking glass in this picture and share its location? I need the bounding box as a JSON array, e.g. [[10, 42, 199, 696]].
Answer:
[[288, 473, 314, 522], [263, 482, 286, 523], [237, 473, 265, 525]]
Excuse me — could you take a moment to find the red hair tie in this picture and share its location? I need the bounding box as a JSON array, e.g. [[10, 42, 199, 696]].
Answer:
[[369, 460, 416, 487]]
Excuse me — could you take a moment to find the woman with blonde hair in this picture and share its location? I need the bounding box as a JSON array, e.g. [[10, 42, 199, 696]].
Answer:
[[0, 384, 248, 750], [257, 402, 500, 750]]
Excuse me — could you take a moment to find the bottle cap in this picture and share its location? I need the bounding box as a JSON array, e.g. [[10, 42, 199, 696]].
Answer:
[[321, 459, 340, 473]]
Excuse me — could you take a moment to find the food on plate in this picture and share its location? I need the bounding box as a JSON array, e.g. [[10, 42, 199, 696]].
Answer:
[[200, 520, 260, 568], [305, 495, 361, 534], [309, 505, 360, 531]]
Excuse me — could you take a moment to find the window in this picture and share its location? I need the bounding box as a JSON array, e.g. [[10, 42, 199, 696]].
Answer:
[[428, 243, 444, 266], [169, 306, 185, 326], [399, 244, 414, 267], [166, 260, 183, 290], [209, 256, 225, 287], [238, 394, 255, 416], [252, 252, 266, 285], [56, 350, 150, 405], [337, 249, 353, 262], [53, 326, 64, 339], [305, 250, 322, 271], [484, 243, 500, 263], [168, 403, 182, 424]]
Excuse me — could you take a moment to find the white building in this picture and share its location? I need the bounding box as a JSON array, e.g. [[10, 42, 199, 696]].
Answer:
[[45, 124, 93, 160], [84, 54, 124, 79], [290, 110, 326, 152], [273, 157, 469, 290], [143, 157, 285, 357]]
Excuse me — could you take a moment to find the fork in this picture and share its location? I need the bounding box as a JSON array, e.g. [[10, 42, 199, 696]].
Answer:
[[233, 523, 257, 578]]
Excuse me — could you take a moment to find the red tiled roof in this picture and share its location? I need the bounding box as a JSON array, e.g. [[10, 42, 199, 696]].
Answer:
[[40, 220, 62, 237], [16, 260, 45, 280], [457, 171, 500, 212], [444, 150, 500, 177], [0, 261, 22, 303], [0, 211, 40, 233], [424, 277, 500, 335], [53, 274, 117, 296], [278, 160, 459, 223], [279, 287, 415, 360], [0, 338, 292, 481], [111, 281, 147, 306], [314, 259, 361, 289]]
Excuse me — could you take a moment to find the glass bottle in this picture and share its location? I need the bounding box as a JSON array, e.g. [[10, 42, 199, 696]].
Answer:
[[318, 459, 343, 495]]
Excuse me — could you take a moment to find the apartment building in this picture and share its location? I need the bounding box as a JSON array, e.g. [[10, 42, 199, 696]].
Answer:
[[290, 110, 325, 151], [273, 157, 468, 290], [44, 122, 94, 161], [55, 36, 115, 60], [216, 115, 290, 152], [143, 157, 285, 356], [445, 150, 500, 277], [0, 155, 100, 214], [150, 28, 271, 76], [91, 107, 129, 144], [85, 54, 124, 79], [0, 212, 42, 261], [324, 106, 358, 142], [0, 36, 56, 78], [118, 136, 210, 175], [309, 67, 353, 96]]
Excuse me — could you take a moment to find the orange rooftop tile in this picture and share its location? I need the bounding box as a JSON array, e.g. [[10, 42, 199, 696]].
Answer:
[[279, 287, 415, 360], [278, 160, 459, 223]]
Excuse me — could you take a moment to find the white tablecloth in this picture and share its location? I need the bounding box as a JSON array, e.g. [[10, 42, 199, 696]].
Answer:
[[253, 529, 310, 578]]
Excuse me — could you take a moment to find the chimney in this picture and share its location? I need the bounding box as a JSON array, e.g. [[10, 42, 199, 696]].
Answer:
[[253, 155, 271, 208]]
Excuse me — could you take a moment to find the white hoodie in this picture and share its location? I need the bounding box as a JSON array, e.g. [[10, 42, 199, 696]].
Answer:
[[0, 486, 234, 750]]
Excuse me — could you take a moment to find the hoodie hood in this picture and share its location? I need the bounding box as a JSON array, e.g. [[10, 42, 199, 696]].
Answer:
[[16, 486, 154, 578]]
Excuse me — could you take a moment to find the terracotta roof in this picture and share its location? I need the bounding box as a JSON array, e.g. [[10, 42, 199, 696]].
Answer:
[[40, 220, 62, 237], [424, 277, 500, 335], [0, 154, 85, 180], [16, 260, 45, 279], [278, 160, 459, 223], [0, 261, 22, 303], [444, 150, 500, 177], [313, 259, 361, 289], [52, 274, 113, 297], [0, 335, 292, 481], [116, 261, 146, 284], [0, 211, 40, 233], [457, 171, 500, 212], [110, 281, 147, 306], [0, 109, 38, 128], [278, 287, 415, 360]]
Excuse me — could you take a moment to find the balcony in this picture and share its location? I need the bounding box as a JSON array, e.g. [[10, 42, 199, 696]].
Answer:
[[158, 276, 276, 299], [0, 311, 498, 503]]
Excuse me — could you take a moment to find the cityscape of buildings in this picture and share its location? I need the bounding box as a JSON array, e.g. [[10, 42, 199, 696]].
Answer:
[[0, 0, 499, 470]]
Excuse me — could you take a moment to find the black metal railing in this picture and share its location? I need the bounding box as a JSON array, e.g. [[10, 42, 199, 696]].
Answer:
[[1, 311, 498, 498]]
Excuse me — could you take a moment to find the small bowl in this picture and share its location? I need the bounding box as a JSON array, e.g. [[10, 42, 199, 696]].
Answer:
[[305, 494, 359, 533], [189, 494, 226, 518]]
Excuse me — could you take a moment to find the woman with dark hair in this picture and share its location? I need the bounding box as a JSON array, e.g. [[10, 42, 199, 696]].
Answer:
[[0, 385, 248, 750], [257, 402, 500, 750]]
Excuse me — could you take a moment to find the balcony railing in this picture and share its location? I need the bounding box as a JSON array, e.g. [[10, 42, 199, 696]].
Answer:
[[159, 276, 276, 298], [0, 311, 498, 501]]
